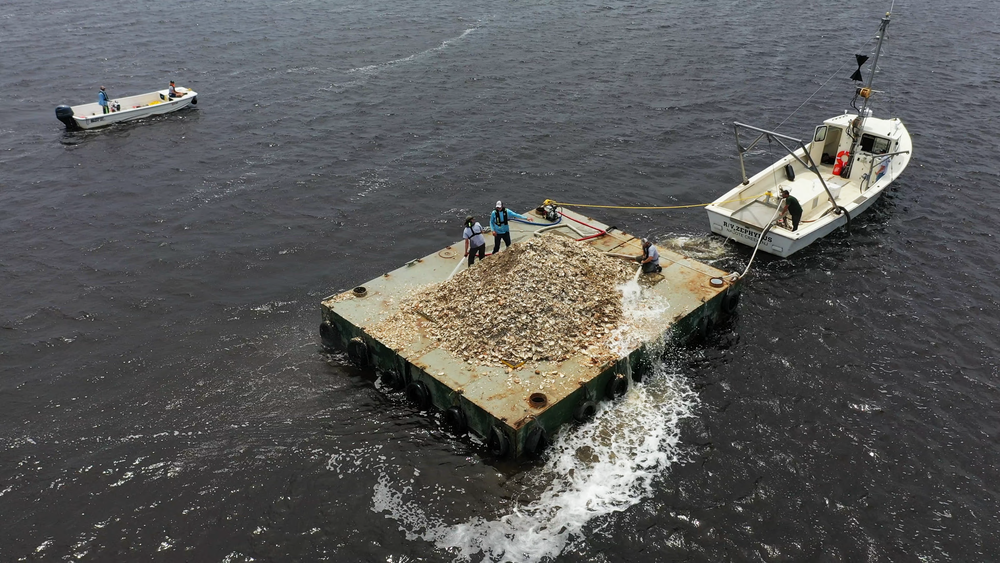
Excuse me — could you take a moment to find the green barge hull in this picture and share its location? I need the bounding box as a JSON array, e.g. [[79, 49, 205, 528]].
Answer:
[[320, 206, 740, 459]]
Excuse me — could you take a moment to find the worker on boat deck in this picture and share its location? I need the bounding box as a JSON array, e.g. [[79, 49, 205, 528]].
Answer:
[[463, 215, 487, 267], [779, 189, 803, 232], [98, 86, 110, 114], [637, 238, 662, 274], [490, 200, 531, 254], [168, 81, 182, 99]]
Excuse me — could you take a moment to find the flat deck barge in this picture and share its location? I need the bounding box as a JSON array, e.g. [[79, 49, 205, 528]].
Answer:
[[320, 205, 741, 459]]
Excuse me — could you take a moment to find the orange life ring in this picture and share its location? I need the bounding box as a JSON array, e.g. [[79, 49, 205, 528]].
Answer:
[[832, 150, 850, 176]]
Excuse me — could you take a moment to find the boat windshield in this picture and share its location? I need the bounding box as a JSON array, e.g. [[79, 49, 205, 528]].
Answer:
[[860, 133, 891, 154]]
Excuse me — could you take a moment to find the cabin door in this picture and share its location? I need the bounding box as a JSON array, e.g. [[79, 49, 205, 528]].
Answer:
[[809, 125, 828, 167], [819, 127, 844, 167]]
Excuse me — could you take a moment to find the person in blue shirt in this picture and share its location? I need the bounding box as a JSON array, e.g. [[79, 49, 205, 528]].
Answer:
[[97, 86, 110, 114], [463, 216, 487, 266], [489, 200, 531, 254], [637, 238, 662, 274]]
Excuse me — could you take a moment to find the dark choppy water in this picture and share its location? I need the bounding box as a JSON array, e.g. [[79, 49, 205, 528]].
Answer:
[[2, 0, 999, 561]]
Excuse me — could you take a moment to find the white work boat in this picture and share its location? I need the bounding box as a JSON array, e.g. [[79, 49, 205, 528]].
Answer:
[[706, 12, 911, 258], [55, 86, 198, 130]]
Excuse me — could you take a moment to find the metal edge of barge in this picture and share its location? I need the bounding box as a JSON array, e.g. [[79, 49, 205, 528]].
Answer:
[[319, 204, 742, 460]]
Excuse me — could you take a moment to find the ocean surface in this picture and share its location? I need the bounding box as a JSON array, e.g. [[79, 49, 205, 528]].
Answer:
[[2, 0, 999, 561]]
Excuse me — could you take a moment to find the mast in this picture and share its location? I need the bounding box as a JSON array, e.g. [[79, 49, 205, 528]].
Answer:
[[860, 12, 891, 118], [842, 12, 891, 178]]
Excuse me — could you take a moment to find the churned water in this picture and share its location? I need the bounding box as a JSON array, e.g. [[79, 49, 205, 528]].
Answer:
[[2, 0, 1000, 561]]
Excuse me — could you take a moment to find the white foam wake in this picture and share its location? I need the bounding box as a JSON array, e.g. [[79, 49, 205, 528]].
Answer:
[[363, 361, 696, 562], [347, 28, 476, 75]]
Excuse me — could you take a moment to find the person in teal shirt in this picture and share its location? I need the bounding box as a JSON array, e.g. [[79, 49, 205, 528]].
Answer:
[[490, 200, 531, 254], [97, 86, 110, 114]]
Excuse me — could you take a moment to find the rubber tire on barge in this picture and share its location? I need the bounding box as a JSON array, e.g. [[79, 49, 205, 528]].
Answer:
[[606, 374, 628, 399], [380, 367, 406, 391], [319, 322, 338, 352], [524, 425, 549, 457], [347, 337, 369, 368], [405, 381, 432, 410], [444, 406, 469, 435], [488, 426, 510, 458]]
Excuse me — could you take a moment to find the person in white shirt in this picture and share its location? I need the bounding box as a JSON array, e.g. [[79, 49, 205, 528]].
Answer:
[[637, 238, 662, 274], [463, 216, 487, 266]]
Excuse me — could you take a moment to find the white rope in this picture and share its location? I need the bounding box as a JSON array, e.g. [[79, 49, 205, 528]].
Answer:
[[727, 202, 785, 281]]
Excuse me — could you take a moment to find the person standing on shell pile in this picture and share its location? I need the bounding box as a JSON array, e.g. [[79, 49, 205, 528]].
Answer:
[[463, 216, 487, 267], [489, 200, 531, 255]]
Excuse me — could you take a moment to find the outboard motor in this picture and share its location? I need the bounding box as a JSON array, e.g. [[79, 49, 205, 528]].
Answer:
[[55, 105, 79, 130]]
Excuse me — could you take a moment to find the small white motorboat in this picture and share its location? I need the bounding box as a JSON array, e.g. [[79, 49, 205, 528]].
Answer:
[[55, 86, 198, 130], [706, 12, 911, 258]]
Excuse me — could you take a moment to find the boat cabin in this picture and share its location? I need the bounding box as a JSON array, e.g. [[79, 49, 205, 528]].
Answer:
[[808, 113, 904, 182]]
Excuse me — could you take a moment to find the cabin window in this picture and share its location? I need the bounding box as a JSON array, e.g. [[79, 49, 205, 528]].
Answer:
[[813, 126, 827, 142], [860, 133, 891, 154]]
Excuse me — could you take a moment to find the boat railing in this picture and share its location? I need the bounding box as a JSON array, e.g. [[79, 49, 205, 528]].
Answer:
[[733, 122, 839, 212], [859, 150, 911, 192]]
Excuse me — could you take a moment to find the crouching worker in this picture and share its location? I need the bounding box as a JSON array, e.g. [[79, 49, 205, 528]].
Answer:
[[637, 238, 662, 274], [463, 216, 487, 266]]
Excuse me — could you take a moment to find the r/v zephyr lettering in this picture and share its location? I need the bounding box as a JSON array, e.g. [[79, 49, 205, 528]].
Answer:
[[722, 221, 772, 244]]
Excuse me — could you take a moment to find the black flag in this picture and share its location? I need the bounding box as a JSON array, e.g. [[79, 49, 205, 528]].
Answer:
[[850, 54, 869, 82]]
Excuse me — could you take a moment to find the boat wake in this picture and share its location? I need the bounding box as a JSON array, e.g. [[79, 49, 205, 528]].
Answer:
[[347, 28, 476, 75], [322, 28, 477, 92]]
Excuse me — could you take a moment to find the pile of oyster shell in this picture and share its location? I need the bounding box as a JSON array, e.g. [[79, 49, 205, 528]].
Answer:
[[370, 235, 636, 367]]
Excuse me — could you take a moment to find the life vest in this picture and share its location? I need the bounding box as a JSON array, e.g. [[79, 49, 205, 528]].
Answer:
[[465, 223, 482, 239], [493, 208, 508, 226]]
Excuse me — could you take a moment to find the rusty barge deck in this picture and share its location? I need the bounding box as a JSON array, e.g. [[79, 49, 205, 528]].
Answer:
[[320, 206, 741, 459]]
